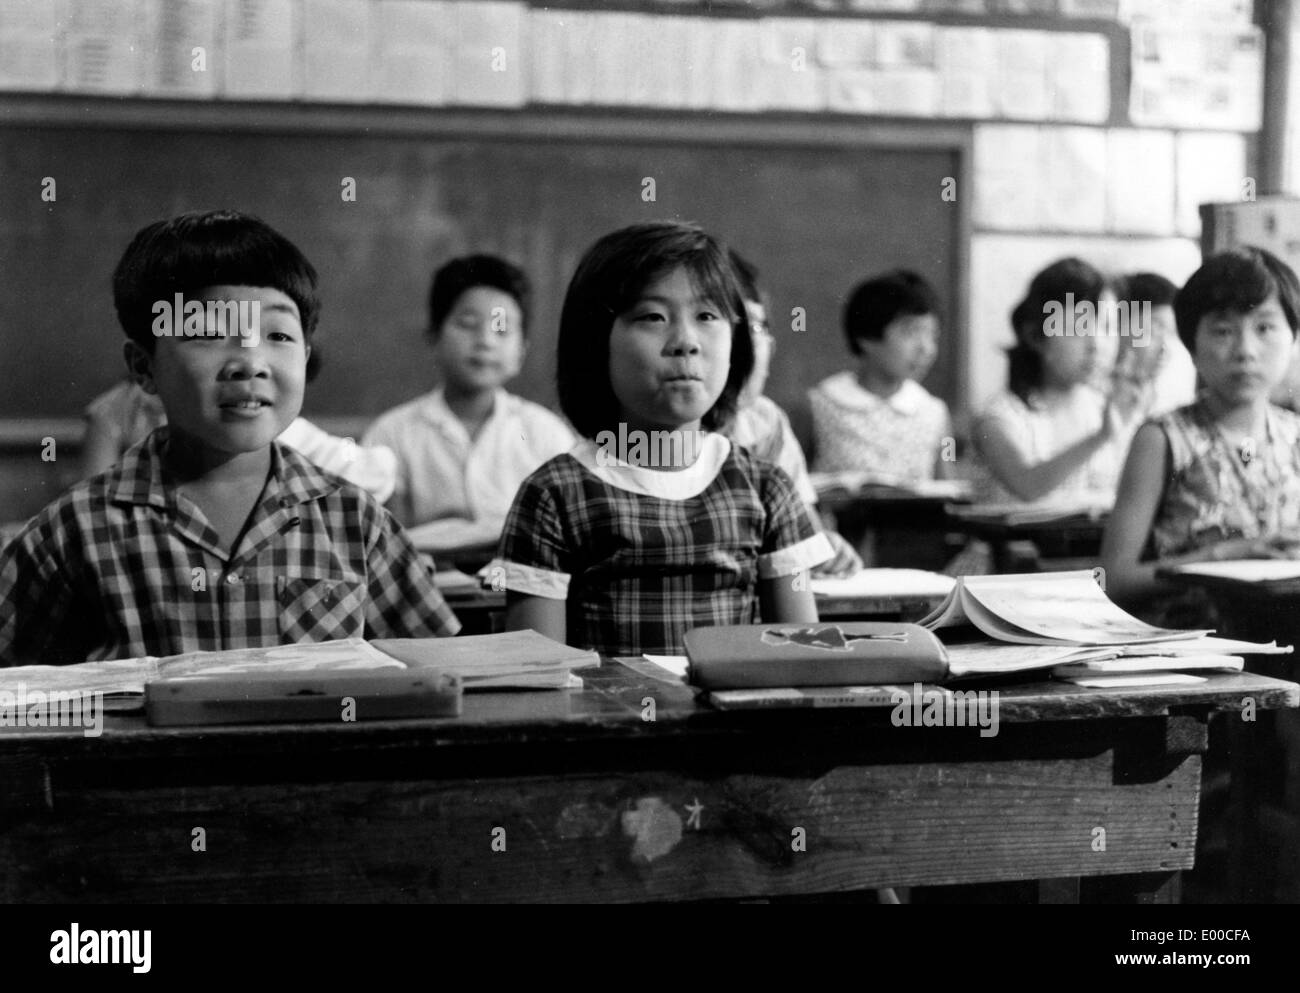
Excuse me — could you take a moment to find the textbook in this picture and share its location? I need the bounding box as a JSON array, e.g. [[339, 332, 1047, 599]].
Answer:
[[705, 684, 947, 711], [370, 631, 598, 690], [1162, 560, 1300, 585], [684, 622, 948, 690], [918, 570, 1206, 646]]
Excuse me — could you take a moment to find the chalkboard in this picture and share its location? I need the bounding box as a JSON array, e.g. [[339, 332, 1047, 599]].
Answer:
[[0, 106, 967, 452]]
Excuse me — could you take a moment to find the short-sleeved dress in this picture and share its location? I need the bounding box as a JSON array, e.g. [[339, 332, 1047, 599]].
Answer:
[[1143, 400, 1300, 626], [490, 433, 833, 656]]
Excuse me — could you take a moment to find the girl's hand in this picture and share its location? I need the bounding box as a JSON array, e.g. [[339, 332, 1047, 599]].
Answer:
[[812, 530, 863, 578], [1101, 378, 1147, 441]]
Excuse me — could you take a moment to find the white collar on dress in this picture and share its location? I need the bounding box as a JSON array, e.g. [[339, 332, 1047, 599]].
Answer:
[[570, 432, 731, 500], [821, 371, 927, 415]]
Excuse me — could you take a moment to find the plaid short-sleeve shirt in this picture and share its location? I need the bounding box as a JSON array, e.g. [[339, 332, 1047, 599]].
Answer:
[[0, 430, 460, 666], [491, 434, 832, 656]]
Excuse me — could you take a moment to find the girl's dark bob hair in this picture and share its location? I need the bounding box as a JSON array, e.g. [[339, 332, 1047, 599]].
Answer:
[[113, 209, 320, 352], [556, 221, 753, 439], [1006, 257, 1110, 402], [1174, 246, 1300, 353]]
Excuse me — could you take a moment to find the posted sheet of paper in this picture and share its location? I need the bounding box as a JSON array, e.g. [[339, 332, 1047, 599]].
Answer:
[[0, 0, 60, 91], [222, 0, 298, 99]]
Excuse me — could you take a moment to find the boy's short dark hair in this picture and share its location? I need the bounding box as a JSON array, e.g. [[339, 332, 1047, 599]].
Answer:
[[557, 221, 753, 440], [428, 255, 530, 337], [842, 270, 942, 355], [1123, 272, 1178, 310], [113, 210, 320, 351], [1173, 246, 1300, 352]]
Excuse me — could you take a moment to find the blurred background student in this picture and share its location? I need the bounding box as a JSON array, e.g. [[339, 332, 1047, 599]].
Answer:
[[971, 257, 1145, 508], [363, 255, 574, 553], [725, 250, 861, 577], [808, 269, 952, 485]]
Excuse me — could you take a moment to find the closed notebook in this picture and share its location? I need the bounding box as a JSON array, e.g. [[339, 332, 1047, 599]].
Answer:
[[684, 622, 948, 690]]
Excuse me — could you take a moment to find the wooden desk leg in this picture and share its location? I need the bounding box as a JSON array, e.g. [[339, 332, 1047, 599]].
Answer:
[[1133, 871, 1181, 904], [1038, 877, 1081, 904]]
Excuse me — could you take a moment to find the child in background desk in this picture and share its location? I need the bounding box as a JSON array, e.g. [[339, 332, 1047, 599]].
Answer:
[[363, 255, 574, 551], [490, 222, 832, 656], [1113, 272, 1197, 421], [1102, 247, 1300, 621], [972, 258, 1144, 506], [809, 270, 952, 484], [0, 210, 458, 666], [81, 350, 400, 501], [725, 250, 861, 577]]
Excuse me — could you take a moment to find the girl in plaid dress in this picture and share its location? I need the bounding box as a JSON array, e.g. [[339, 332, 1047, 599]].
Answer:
[[490, 222, 833, 656]]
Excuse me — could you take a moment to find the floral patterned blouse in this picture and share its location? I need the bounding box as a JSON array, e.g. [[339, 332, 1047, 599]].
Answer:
[[1149, 400, 1300, 559]]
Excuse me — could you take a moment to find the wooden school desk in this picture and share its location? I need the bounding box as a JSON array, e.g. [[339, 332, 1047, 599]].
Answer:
[[947, 508, 1108, 573], [819, 489, 961, 572], [0, 663, 1294, 903], [1157, 568, 1300, 902]]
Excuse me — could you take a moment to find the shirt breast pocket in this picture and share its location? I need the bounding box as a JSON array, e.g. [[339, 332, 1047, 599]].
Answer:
[[276, 575, 367, 641]]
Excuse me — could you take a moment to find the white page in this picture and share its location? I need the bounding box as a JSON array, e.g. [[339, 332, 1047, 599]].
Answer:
[[1063, 672, 1206, 688], [140, 0, 219, 98], [1174, 131, 1247, 238], [816, 18, 874, 68], [1055, 655, 1242, 674], [157, 638, 403, 677], [0, 0, 60, 91], [872, 67, 939, 117], [375, 0, 451, 106], [0, 657, 162, 698], [945, 641, 1114, 677], [958, 571, 1207, 645], [222, 0, 297, 99], [872, 20, 933, 68], [1168, 560, 1300, 583], [642, 654, 691, 679], [61, 0, 142, 95], [712, 20, 761, 112], [811, 569, 955, 600]]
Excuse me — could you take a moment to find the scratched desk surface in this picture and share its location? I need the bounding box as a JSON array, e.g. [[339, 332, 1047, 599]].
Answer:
[[0, 662, 1294, 755]]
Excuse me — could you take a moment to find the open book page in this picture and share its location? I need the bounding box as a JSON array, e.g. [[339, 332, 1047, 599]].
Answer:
[[1118, 636, 1290, 657], [1165, 560, 1300, 583], [810, 569, 955, 600], [370, 631, 597, 690], [1061, 672, 1207, 688], [0, 657, 162, 698], [955, 571, 1206, 645], [1054, 655, 1243, 676], [156, 638, 403, 678], [811, 472, 970, 501], [944, 641, 1115, 678]]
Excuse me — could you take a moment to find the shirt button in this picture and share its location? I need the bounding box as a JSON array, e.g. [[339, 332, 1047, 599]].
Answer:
[[226, 573, 242, 585]]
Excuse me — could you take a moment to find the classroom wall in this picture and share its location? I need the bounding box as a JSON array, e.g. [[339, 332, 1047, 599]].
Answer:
[[0, 0, 1268, 520]]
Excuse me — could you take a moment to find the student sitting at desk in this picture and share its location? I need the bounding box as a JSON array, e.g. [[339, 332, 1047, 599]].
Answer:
[[972, 258, 1145, 507], [81, 351, 400, 502], [808, 269, 952, 484], [1101, 246, 1300, 624], [490, 221, 832, 656], [725, 249, 861, 577], [0, 210, 459, 666], [1113, 272, 1197, 422], [362, 255, 574, 551]]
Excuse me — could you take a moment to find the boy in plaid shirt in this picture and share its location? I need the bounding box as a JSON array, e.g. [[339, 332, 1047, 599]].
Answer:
[[0, 210, 458, 666]]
